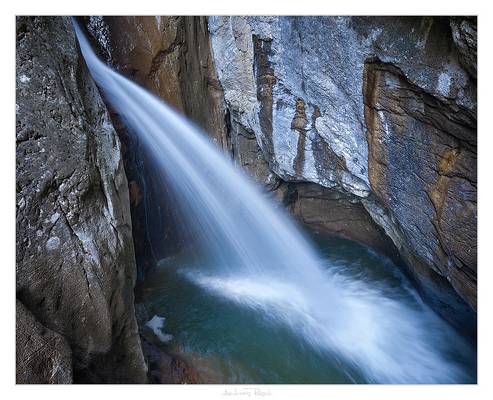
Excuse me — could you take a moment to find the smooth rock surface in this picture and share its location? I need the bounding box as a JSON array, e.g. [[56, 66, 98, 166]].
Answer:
[[286, 183, 399, 260]]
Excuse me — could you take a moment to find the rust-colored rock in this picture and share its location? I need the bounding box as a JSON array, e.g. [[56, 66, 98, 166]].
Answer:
[[85, 16, 230, 278], [287, 183, 400, 261], [87, 16, 228, 148], [363, 61, 477, 309]]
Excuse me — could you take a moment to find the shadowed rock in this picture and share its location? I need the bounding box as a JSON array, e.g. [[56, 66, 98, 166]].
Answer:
[[16, 16, 147, 383]]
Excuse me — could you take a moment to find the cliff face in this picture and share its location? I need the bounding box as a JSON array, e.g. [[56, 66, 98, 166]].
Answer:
[[363, 60, 476, 309], [208, 16, 477, 312], [85, 16, 230, 276], [16, 17, 147, 383], [85, 17, 476, 316]]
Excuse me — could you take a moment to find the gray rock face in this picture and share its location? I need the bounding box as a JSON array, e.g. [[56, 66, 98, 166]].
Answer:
[[209, 17, 475, 188], [16, 300, 73, 384], [208, 16, 476, 309], [450, 17, 477, 80], [16, 17, 147, 383]]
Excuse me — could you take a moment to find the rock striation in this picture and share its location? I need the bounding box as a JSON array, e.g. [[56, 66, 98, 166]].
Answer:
[[16, 16, 147, 383], [17, 14, 476, 384], [207, 16, 477, 313], [363, 60, 476, 310]]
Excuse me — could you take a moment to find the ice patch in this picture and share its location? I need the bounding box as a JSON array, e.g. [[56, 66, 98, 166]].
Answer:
[[19, 74, 31, 83], [146, 315, 173, 343]]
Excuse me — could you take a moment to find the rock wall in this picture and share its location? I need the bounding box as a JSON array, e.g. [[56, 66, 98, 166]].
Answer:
[[84, 17, 476, 316], [17, 14, 475, 385], [208, 16, 477, 312], [363, 60, 476, 309], [16, 17, 147, 383], [84, 16, 229, 276], [16, 300, 73, 383]]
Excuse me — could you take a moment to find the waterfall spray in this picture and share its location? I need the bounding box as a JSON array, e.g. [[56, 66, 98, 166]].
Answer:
[[73, 20, 475, 383]]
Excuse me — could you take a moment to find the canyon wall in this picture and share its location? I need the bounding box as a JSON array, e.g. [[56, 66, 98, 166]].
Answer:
[[85, 16, 229, 277], [16, 15, 476, 384], [16, 17, 147, 383], [208, 16, 477, 313], [86, 17, 476, 317]]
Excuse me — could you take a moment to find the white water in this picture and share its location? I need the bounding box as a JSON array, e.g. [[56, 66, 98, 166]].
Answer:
[[74, 22, 473, 383]]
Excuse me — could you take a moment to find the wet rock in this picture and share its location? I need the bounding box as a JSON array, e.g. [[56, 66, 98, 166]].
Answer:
[[16, 16, 147, 382], [140, 336, 199, 384], [208, 16, 476, 310], [84, 16, 230, 276], [134, 303, 198, 383], [287, 183, 399, 260], [86, 16, 229, 149]]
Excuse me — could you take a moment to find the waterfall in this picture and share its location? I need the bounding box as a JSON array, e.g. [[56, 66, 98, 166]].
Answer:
[[73, 21, 475, 383]]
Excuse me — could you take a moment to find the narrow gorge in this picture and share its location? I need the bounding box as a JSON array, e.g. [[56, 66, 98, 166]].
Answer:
[[16, 16, 477, 384]]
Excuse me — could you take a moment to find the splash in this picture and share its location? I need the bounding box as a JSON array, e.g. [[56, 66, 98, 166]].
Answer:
[[73, 21, 474, 383]]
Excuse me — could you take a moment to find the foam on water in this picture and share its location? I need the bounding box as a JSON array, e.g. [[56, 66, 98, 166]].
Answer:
[[181, 268, 471, 383], [74, 20, 474, 384]]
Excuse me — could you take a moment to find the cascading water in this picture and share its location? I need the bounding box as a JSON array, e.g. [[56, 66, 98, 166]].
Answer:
[[74, 21, 476, 383]]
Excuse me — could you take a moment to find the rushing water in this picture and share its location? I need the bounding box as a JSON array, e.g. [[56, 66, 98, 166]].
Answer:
[[141, 234, 476, 383], [74, 21, 476, 384]]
